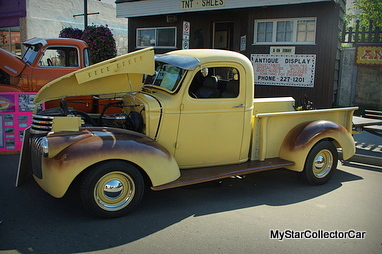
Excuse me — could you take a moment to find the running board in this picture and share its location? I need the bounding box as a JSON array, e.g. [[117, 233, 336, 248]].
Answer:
[[151, 158, 294, 191]]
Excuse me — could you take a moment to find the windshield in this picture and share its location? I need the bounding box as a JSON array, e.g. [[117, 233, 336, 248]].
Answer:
[[144, 62, 186, 92], [22, 45, 40, 64]]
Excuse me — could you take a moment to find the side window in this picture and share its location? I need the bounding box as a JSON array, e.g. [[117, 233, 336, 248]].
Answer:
[[38, 47, 79, 67], [189, 67, 240, 99]]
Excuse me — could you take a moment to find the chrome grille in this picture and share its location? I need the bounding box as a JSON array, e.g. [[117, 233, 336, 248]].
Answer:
[[31, 136, 44, 179], [31, 114, 54, 134], [30, 107, 66, 134]]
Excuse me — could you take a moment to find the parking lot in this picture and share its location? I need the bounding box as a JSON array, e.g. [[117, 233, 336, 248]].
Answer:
[[0, 152, 381, 254]]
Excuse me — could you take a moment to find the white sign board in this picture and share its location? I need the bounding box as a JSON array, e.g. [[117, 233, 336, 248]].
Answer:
[[251, 54, 316, 87], [240, 35, 246, 51], [182, 21, 190, 49], [270, 46, 295, 55]]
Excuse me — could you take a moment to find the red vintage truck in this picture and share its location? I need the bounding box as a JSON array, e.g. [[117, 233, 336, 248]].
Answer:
[[0, 37, 90, 92], [0, 37, 93, 110]]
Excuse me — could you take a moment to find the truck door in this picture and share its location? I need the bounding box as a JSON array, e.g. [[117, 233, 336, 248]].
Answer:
[[175, 65, 246, 168], [31, 46, 81, 91]]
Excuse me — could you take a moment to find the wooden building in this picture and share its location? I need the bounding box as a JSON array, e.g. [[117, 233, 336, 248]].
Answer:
[[116, 0, 346, 108]]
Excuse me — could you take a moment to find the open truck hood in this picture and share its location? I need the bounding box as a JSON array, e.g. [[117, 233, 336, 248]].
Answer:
[[34, 47, 155, 104], [0, 48, 26, 76]]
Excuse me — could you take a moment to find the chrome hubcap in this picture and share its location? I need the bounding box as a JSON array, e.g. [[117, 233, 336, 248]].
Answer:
[[104, 180, 124, 198], [313, 149, 333, 178], [94, 172, 135, 211]]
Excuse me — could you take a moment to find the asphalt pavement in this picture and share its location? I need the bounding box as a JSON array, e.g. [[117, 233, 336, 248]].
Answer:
[[0, 136, 381, 253]]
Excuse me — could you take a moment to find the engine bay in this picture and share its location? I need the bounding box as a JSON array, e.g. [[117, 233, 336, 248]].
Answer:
[[32, 97, 145, 135]]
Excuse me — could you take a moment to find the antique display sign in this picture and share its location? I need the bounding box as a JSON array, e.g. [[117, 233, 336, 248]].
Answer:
[[251, 54, 316, 87]]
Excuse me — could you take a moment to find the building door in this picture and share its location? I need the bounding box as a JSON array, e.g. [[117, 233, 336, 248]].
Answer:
[[213, 22, 234, 50]]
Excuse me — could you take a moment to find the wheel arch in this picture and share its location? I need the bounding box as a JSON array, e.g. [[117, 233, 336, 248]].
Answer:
[[279, 120, 355, 172], [78, 159, 154, 188], [38, 129, 180, 198]]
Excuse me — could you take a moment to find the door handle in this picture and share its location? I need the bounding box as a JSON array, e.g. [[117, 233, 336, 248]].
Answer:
[[233, 104, 245, 108]]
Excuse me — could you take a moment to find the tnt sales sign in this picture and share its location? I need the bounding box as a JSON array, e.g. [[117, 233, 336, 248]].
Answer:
[[181, 0, 225, 10], [251, 54, 316, 87]]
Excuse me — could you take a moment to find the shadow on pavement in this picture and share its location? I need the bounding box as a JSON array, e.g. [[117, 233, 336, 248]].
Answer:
[[0, 154, 363, 253]]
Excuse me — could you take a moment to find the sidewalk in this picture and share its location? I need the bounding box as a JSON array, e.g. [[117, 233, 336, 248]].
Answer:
[[348, 130, 382, 166]]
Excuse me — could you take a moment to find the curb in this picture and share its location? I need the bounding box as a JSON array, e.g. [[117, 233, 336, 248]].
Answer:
[[345, 153, 382, 167]]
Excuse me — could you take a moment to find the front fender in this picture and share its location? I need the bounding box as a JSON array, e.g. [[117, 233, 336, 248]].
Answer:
[[36, 127, 180, 198], [279, 120, 355, 172]]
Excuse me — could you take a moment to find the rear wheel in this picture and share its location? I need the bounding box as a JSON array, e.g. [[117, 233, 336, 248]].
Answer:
[[80, 161, 144, 218], [302, 141, 338, 185]]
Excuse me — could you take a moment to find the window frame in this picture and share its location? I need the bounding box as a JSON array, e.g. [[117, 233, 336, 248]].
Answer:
[[37, 46, 80, 68], [189, 66, 240, 99], [136, 27, 177, 49], [254, 17, 317, 45]]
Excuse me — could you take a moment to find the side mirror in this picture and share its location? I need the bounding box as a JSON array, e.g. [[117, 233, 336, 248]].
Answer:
[[201, 67, 208, 77]]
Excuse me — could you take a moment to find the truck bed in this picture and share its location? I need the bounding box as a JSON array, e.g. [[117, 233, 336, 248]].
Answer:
[[151, 158, 294, 191]]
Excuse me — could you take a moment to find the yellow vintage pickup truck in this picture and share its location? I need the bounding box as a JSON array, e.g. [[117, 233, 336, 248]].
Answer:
[[17, 47, 357, 218]]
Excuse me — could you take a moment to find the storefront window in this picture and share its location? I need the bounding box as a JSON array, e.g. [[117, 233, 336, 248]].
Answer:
[[276, 21, 293, 42], [254, 18, 316, 45], [0, 27, 21, 56], [257, 22, 273, 42], [297, 20, 316, 42], [137, 27, 176, 48]]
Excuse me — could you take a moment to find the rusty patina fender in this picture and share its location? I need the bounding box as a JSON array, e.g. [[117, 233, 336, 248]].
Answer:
[[32, 127, 180, 198], [279, 120, 355, 172]]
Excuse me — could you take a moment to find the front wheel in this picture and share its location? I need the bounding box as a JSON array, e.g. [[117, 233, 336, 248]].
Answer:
[[302, 140, 338, 185], [80, 161, 144, 218]]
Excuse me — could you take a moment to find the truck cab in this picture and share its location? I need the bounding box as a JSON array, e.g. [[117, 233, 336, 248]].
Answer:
[[136, 50, 254, 168]]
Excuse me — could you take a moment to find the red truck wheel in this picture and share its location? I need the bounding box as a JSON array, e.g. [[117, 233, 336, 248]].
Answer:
[[302, 140, 338, 185], [80, 161, 144, 218]]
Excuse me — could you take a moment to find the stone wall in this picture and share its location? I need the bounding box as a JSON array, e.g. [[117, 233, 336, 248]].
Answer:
[[338, 48, 356, 106], [338, 47, 382, 109], [24, 0, 128, 55], [354, 65, 382, 108]]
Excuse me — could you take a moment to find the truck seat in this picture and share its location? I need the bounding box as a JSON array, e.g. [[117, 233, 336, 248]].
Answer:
[[222, 80, 239, 98], [196, 76, 219, 98]]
